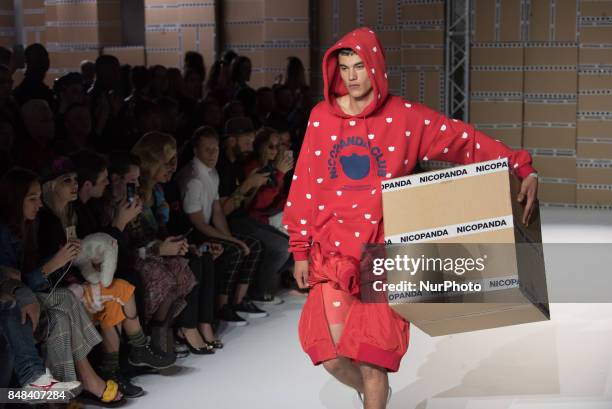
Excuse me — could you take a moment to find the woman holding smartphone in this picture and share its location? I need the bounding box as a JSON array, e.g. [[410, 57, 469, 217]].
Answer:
[[242, 127, 294, 230]]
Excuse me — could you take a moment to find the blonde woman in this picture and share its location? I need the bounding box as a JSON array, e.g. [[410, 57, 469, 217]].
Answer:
[[128, 132, 207, 355], [38, 157, 168, 403]]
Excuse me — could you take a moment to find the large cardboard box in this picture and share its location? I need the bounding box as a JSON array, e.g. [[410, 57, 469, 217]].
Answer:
[[380, 158, 550, 336]]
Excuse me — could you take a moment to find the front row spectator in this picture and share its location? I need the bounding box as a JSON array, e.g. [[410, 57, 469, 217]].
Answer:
[[176, 126, 268, 327], [126, 132, 197, 355], [0, 168, 123, 405]]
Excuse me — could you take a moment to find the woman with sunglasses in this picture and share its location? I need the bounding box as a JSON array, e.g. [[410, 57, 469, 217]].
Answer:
[[242, 127, 294, 229]]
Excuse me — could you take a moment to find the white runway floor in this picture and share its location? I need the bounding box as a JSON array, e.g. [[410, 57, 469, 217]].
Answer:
[[85, 208, 612, 409]]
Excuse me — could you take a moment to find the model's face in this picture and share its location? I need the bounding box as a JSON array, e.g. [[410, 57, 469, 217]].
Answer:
[[195, 137, 220, 168], [23, 181, 43, 221], [265, 134, 280, 162], [338, 52, 372, 100], [90, 169, 109, 198], [55, 172, 78, 203]]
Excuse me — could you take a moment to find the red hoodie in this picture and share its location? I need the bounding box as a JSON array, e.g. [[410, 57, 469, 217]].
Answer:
[[283, 27, 536, 270], [283, 28, 536, 372]]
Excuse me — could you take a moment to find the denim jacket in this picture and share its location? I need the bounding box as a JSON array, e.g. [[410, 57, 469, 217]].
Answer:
[[0, 224, 49, 292]]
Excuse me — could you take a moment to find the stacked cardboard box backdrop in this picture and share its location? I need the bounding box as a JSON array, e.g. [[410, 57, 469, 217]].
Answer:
[[144, 1, 215, 74], [314, 0, 445, 112], [222, 0, 310, 88], [577, 1, 612, 207], [469, 0, 612, 209], [0, 2, 15, 48]]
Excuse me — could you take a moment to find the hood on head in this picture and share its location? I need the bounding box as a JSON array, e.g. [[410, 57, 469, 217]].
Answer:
[[322, 27, 389, 118]]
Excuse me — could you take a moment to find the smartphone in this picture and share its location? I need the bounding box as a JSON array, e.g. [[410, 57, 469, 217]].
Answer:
[[199, 243, 210, 253], [126, 183, 136, 204], [66, 226, 77, 240], [285, 150, 294, 161], [173, 227, 194, 241]]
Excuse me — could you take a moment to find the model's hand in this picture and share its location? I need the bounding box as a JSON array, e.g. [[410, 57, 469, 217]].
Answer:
[[294, 260, 309, 289], [518, 174, 538, 226]]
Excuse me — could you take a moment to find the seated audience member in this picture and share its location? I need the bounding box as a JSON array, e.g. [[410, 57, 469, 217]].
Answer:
[[15, 99, 56, 171], [132, 132, 220, 354], [217, 117, 290, 304], [53, 72, 86, 115], [89, 55, 123, 154], [0, 174, 81, 394], [37, 157, 174, 397], [0, 116, 15, 176], [0, 168, 125, 406], [243, 127, 293, 232], [177, 125, 269, 325], [253, 87, 276, 129], [126, 132, 198, 355], [184, 68, 204, 102], [53, 103, 94, 155], [148, 65, 168, 100], [81, 60, 96, 91], [70, 150, 175, 395], [156, 96, 180, 138], [12, 43, 53, 107], [223, 100, 246, 122], [0, 46, 15, 74], [204, 60, 231, 107]]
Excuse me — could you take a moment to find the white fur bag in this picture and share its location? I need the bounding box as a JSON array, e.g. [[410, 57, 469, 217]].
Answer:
[[73, 232, 119, 288]]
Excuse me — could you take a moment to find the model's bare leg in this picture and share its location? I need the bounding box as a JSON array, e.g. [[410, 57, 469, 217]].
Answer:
[[359, 362, 389, 409], [321, 323, 365, 393]]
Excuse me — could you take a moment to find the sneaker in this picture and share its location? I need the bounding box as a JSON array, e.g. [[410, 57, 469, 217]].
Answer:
[[251, 294, 284, 305], [128, 341, 176, 370], [24, 369, 82, 400], [218, 304, 248, 326], [234, 298, 269, 318], [99, 368, 144, 399]]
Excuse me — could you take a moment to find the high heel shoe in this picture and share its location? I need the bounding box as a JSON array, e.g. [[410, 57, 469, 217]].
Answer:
[[175, 330, 215, 355]]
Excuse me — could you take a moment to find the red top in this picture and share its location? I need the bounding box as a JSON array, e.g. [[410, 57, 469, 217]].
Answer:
[[282, 27, 537, 268], [243, 158, 287, 224]]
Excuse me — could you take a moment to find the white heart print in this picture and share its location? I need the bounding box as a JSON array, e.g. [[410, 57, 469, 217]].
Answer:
[[349, 121, 356, 127], [306, 194, 312, 199], [318, 205, 325, 210], [388, 146, 395, 152], [331, 135, 337, 141], [354, 232, 360, 237], [300, 219, 307, 225], [334, 241, 341, 246], [424, 119, 431, 125], [386, 117, 393, 123], [316, 178, 323, 184], [333, 301, 341, 307], [313, 122, 320, 127], [364, 214, 372, 219], [315, 150, 321, 156], [368, 134, 375, 140]]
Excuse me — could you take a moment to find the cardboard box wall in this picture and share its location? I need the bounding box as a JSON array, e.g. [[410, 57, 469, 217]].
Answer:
[[381, 159, 550, 336]]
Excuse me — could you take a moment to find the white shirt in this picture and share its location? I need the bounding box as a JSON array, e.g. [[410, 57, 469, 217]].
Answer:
[[177, 158, 219, 224]]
